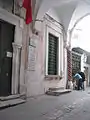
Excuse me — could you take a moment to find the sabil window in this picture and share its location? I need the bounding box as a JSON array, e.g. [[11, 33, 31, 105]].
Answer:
[[48, 33, 58, 75]]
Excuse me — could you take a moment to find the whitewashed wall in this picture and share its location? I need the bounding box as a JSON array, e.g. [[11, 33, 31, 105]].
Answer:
[[26, 9, 67, 97]]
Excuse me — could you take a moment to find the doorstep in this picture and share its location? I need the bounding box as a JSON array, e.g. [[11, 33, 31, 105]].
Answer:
[[0, 93, 26, 101], [0, 94, 20, 101], [0, 94, 26, 109], [0, 98, 26, 109], [46, 89, 72, 96]]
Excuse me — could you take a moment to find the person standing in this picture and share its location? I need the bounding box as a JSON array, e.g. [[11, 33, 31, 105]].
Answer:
[[78, 71, 85, 90]]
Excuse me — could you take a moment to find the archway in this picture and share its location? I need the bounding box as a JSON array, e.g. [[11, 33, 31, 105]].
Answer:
[[71, 15, 90, 88], [33, 0, 90, 89], [27, 0, 90, 95]]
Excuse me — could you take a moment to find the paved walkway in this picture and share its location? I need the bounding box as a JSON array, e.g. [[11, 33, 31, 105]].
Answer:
[[0, 88, 90, 120]]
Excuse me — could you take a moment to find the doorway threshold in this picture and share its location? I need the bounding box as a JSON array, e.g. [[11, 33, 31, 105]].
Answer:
[[0, 94, 20, 101], [0, 98, 26, 109], [0, 93, 26, 101]]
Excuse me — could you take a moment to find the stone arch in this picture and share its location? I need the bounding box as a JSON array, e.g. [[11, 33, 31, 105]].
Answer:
[[70, 13, 90, 32], [67, 13, 90, 49], [35, 1, 79, 28]]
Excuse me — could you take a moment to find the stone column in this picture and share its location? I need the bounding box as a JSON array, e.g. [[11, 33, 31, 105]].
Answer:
[[66, 30, 72, 88], [12, 43, 22, 94], [67, 49, 72, 81]]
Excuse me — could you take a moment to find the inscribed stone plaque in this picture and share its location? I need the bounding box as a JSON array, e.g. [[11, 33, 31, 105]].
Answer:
[[28, 37, 36, 71]]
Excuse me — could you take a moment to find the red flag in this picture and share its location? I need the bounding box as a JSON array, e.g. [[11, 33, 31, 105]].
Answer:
[[23, 0, 32, 24]]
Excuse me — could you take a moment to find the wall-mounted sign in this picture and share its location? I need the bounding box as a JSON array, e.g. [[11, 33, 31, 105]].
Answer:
[[29, 37, 36, 47], [6, 52, 12, 58], [28, 36, 37, 71]]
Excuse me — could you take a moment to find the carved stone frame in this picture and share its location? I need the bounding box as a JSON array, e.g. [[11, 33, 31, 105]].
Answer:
[[0, 7, 23, 95]]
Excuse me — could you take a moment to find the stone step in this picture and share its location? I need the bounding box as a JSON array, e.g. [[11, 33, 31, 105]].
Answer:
[[0, 93, 26, 101], [49, 87, 64, 91], [0, 95, 20, 101], [46, 89, 72, 96], [0, 98, 26, 109]]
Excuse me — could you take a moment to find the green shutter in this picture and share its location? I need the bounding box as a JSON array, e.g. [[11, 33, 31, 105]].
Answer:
[[72, 53, 81, 76], [48, 33, 58, 75]]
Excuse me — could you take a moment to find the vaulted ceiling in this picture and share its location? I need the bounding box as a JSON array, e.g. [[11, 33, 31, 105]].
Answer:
[[32, 0, 90, 32]]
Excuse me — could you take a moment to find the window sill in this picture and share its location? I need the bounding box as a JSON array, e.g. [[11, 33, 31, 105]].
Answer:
[[45, 75, 62, 80]]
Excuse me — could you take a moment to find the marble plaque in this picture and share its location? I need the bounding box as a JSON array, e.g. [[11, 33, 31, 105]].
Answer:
[[28, 46, 36, 71]]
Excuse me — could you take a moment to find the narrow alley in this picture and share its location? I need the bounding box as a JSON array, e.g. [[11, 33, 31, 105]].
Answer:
[[0, 89, 90, 120]]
